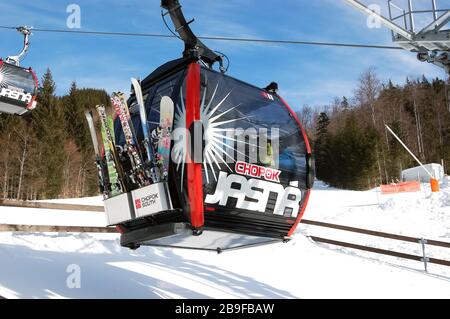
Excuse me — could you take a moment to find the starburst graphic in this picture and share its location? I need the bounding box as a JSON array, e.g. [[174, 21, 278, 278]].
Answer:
[[172, 82, 256, 189], [0, 64, 15, 89]]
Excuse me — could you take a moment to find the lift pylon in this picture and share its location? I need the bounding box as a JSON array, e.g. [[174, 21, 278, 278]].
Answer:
[[345, 0, 450, 74]]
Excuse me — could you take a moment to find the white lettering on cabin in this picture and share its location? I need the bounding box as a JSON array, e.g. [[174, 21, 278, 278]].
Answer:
[[0, 88, 32, 104], [205, 171, 302, 218]]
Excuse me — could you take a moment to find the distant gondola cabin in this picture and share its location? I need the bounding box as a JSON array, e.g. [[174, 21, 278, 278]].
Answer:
[[0, 59, 38, 115]]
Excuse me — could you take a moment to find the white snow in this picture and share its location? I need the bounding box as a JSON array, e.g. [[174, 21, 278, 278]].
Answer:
[[1, 232, 449, 299], [304, 178, 450, 240], [0, 177, 449, 299], [300, 178, 450, 278], [0, 206, 106, 227]]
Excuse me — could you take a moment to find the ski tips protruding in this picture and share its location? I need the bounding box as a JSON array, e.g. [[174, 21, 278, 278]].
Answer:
[[160, 96, 174, 109]]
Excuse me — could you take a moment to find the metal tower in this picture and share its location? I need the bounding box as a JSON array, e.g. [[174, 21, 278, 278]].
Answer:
[[345, 0, 450, 74]]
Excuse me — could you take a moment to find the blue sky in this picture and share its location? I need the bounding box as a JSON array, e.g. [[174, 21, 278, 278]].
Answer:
[[0, 0, 446, 110]]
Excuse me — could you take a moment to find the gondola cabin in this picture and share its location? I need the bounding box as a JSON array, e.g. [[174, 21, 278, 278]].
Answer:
[[107, 57, 314, 252], [0, 59, 38, 115], [97, 0, 315, 252]]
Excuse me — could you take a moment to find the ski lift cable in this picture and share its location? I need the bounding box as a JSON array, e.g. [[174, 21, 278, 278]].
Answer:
[[0, 25, 404, 51]]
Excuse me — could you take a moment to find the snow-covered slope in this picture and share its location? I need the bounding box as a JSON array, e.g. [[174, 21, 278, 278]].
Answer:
[[0, 178, 449, 299], [300, 178, 450, 277], [304, 178, 450, 240], [1, 232, 449, 299]]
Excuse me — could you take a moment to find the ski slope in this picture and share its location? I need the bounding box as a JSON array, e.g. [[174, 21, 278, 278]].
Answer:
[[0, 178, 449, 299], [301, 178, 450, 277]]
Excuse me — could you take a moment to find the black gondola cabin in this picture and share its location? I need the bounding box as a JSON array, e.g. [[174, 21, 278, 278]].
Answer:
[[98, 0, 315, 252], [107, 57, 315, 252]]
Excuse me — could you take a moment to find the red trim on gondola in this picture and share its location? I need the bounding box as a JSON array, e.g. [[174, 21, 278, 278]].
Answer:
[[287, 188, 311, 237], [277, 95, 311, 154], [26, 67, 39, 110], [186, 62, 204, 228], [276, 95, 312, 236]]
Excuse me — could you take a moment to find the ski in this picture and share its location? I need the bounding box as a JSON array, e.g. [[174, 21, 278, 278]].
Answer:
[[84, 110, 109, 198], [156, 96, 175, 181], [131, 78, 158, 183], [111, 92, 147, 187], [96, 105, 125, 196], [131, 78, 152, 162]]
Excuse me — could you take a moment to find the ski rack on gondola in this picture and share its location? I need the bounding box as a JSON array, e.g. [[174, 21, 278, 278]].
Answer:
[[87, 0, 315, 252]]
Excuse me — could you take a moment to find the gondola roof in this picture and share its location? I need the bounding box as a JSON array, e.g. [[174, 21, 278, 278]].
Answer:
[[140, 57, 194, 92]]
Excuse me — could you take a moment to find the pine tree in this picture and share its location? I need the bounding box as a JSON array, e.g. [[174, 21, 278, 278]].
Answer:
[[341, 96, 350, 110], [65, 82, 82, 149], [314, 112, 331, 183], [61, 85, 112, 197], [32, 69, 66, 199], [331, 115, 379, 190]]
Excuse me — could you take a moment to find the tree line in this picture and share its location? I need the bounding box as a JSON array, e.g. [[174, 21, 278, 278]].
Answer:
[[1, 67, 448, 199], [299, 68, 450, 190], [0, 69, 110, 200]]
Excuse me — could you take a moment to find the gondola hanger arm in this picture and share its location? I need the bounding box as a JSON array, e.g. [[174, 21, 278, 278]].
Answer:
[[161, 0, 223, 69], [6, 26, 32, 66]]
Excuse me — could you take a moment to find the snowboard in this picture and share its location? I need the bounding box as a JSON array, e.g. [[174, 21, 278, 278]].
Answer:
[[156, 96, 175, 181]]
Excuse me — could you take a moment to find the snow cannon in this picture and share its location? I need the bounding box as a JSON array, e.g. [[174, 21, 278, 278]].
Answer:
[[88, 0, 314, 252], [0, 27, 38, 116]]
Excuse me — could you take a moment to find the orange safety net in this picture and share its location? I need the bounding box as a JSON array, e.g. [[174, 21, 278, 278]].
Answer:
[[380, 181, 421, 194]]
